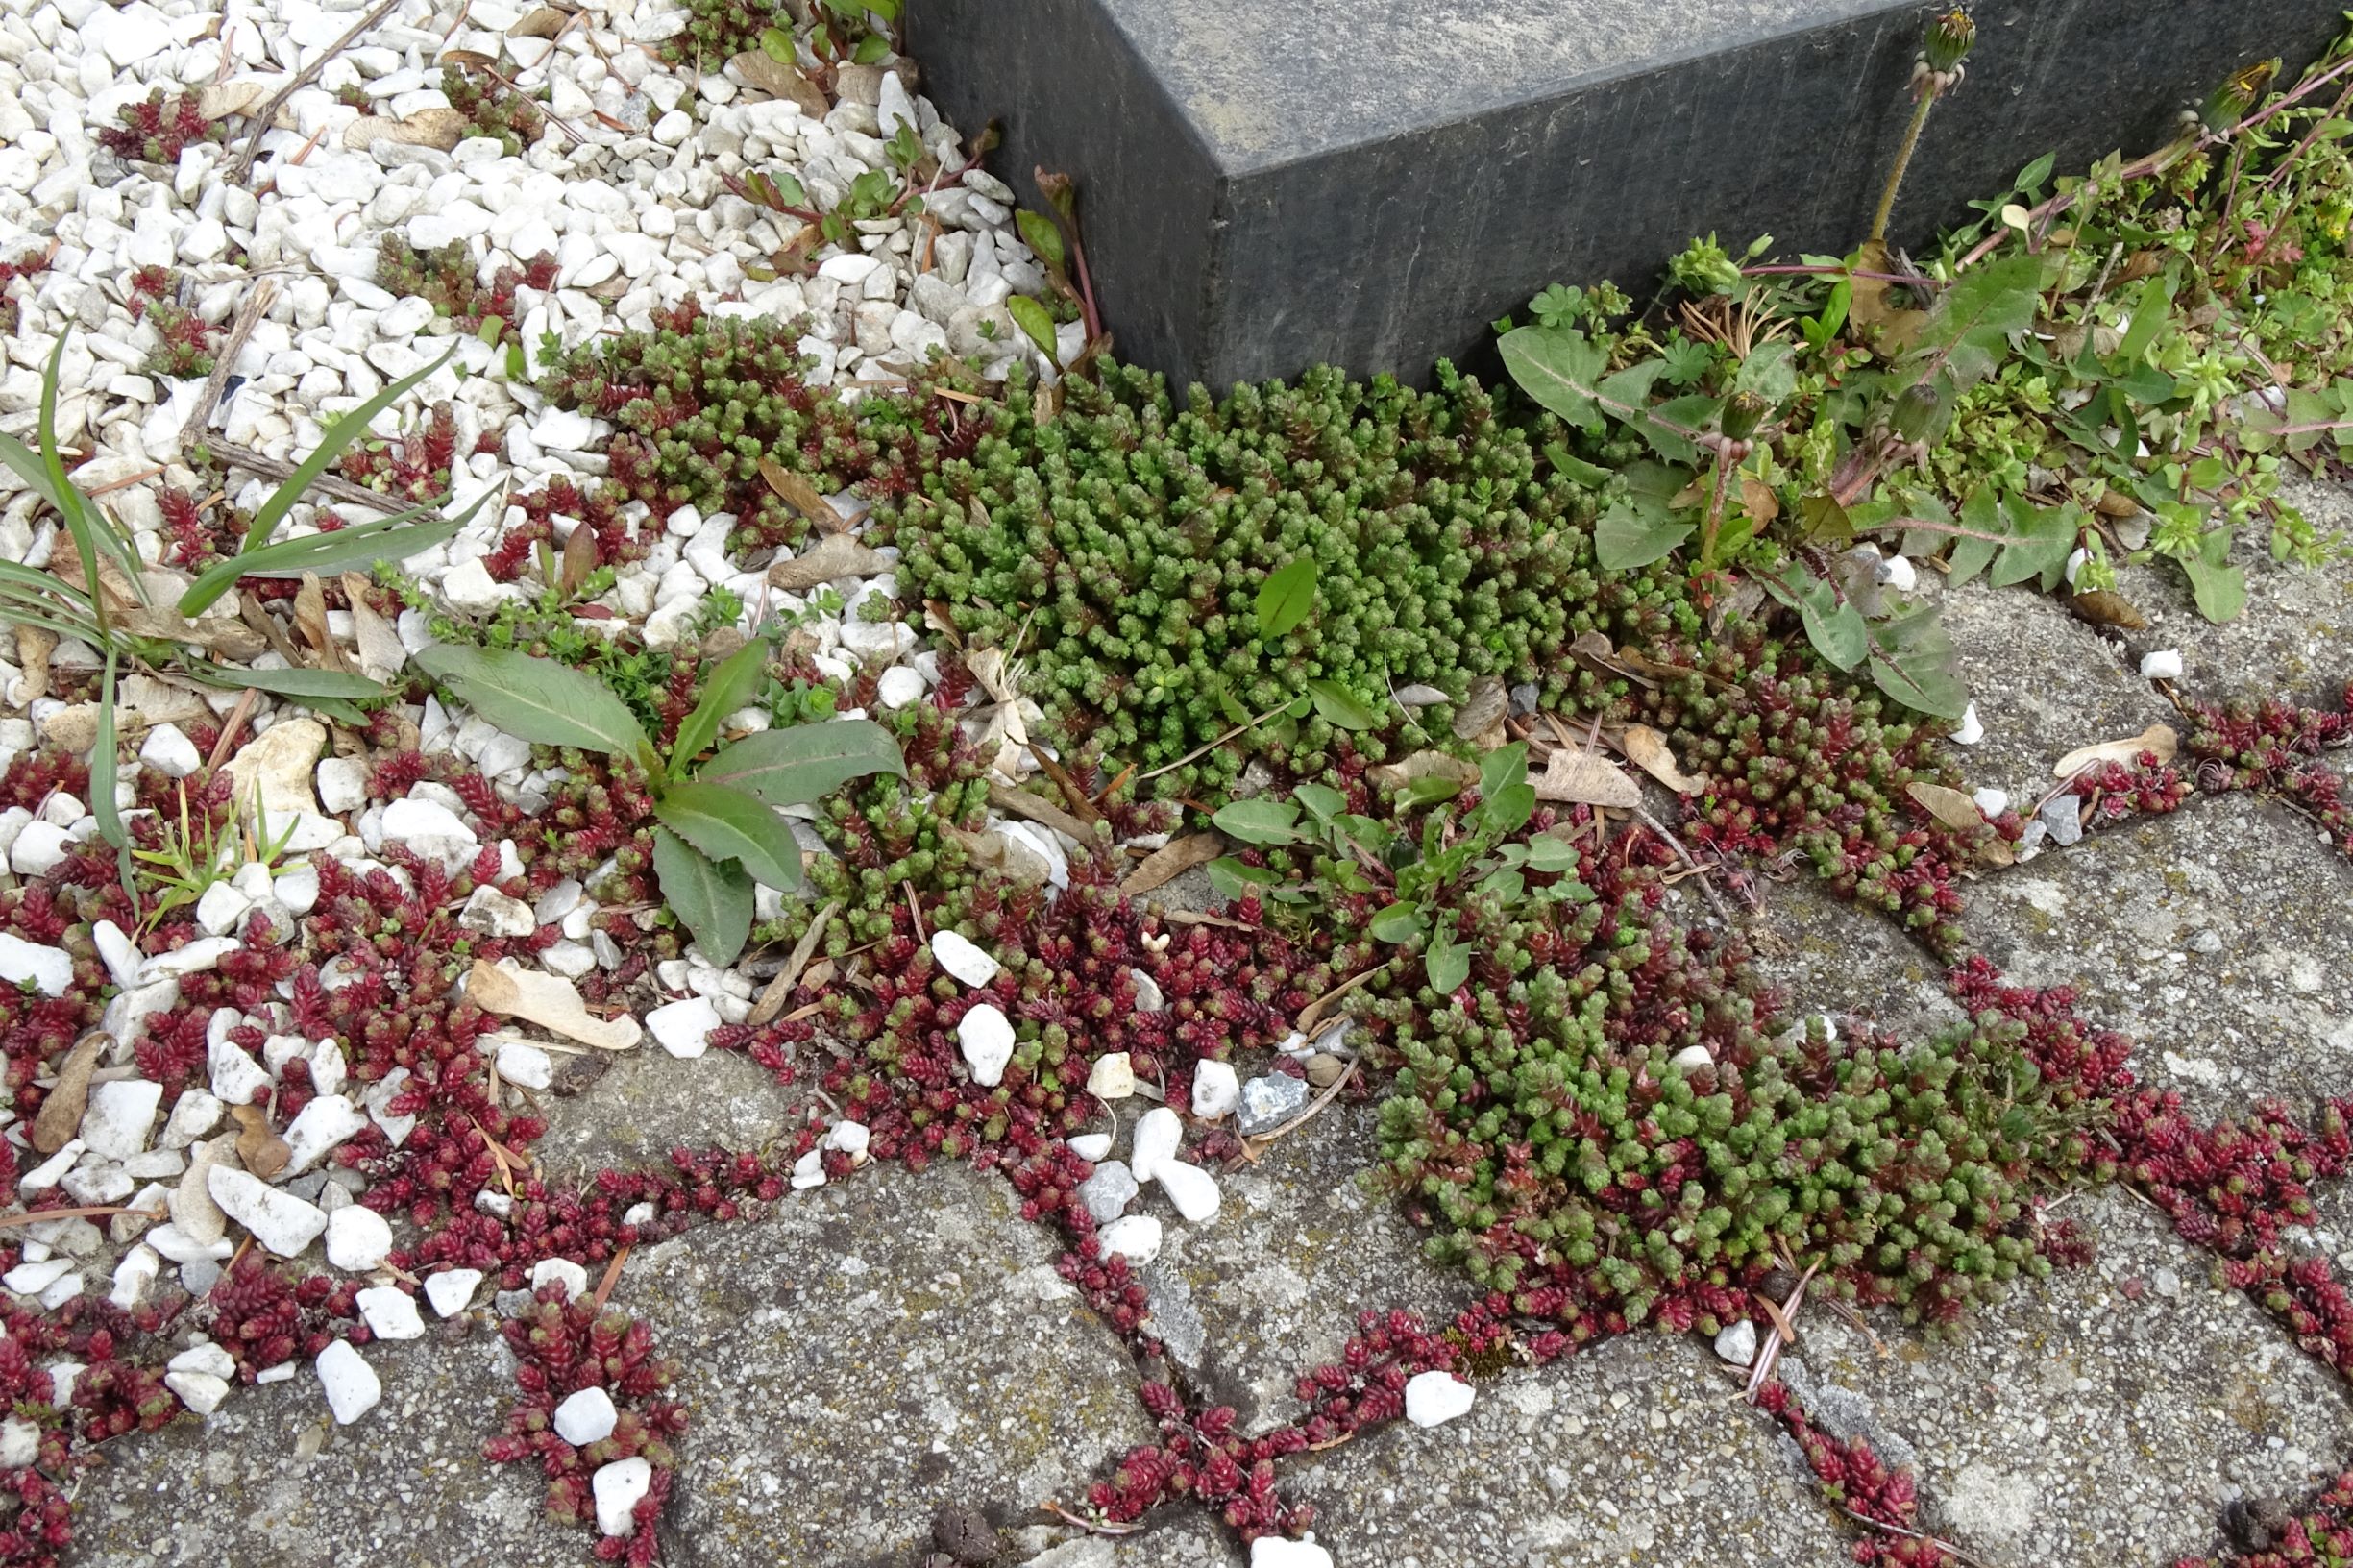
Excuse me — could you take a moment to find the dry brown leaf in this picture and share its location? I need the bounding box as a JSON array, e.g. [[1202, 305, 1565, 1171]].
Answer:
[[728, 49, 829, 119], [342, 108, 471, 153], [466, 960, 643, 1051], [341, 571, 408, 682], [33, 1033, 108, 1155], [507, 4, 573, 37], [437, 48, 500, 69], [13, 625, 55, 704], [1121, 832, 1225, 895], [768, 530, 887, 590], [1452, 676, 1508, 741], [559, 519, 599, 597], [1622, 724, 1703, 794], [2052, 723, 2179, 778], [195, 81, 267, 122], [1366, 749, 1478, 793], [1567, 630, 1656, 690], [293, 573, 346, 672], [1905, 782, 2015, 866], [1739, 476, 1780, 527], [1533, 747, 1640, 807], [1847, 238, 1927, 349], [227, 1104, 292, 1181], [965, 646, 1022, 707], [2065, 589, 2148, 631], [758, 458, 846, 532]]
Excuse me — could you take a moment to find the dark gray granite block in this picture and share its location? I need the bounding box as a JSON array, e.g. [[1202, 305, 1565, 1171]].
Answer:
[[915, 0, 2352, 388]]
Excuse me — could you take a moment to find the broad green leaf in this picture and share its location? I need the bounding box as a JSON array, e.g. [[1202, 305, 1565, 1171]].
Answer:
[[1865, 605, 1970, 720], [653, 781, 805, 892], [413, 644, 652, 757], [1945, 487, 2002, 585], [244, 345, 460, 555], [1731, 342, 1797, 404], [669, 637, 772, 772], [1006, 295, 1059, 361], [2184, 532, 2246, 623], [1778, 567, 1867, 671], [1367, 903, 1426, 943], [1256, 554, 1317, 637], [1293, 782, 1347, 821], [1478, 782, 1536, 837], [1542, 442, 1614, 487], [1303, 677, 1379, 731], [1395, 773, 1466, 811], [184, 660, 386, 699], [1914, 253, 2042, 390], [1211, 797, 1302, 845], [1016, 210, 1066, 274], [1477, 743, 1527, 802], [1479, 867, 1526, 906], [1498, 325, 1608, 432], [1988, 495, 2077, 589], [1425, 927, 1469, 993], [179, 491, 489, 617], [760, 25, 796, 61], [699, 720, 906, 807], [1594, 500, 1694, 572], [652, 827, 754, 966], [1523, 837, 1581, 873], [2112, 273, 2175, 365]]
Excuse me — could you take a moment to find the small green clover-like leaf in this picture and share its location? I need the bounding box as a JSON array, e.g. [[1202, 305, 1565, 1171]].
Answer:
[[1368, 903, 1427, 943], [1594, 500, 1694, 572], [1425, 927, 1470, 993], [2184, 531, 2247, 623], [1016, 209, 1066, 274]]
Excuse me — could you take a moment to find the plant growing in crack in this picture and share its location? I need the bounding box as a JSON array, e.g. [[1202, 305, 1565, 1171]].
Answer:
[[413, 634, 905, 962]]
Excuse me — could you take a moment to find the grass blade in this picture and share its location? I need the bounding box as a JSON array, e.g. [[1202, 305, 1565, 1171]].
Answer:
[[242, 344, 459, 554], [178, 490, 488, 617]]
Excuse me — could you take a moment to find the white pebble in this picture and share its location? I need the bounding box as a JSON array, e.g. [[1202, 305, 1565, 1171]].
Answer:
[[928, 930, 999, 987], [594, 1456, 652, 1536], [1949, 703, 1984, 746], [1190, 1060, 1240, 1119], [647, 996, 721, 1059], [1973, 788, 2010, 819], [1155, 1159, 1221, 1223], [1252, 1538, 1335, 1568], [958, 1003, 1015, 1087], [1129, 1106, 1182, 1184], [1714, 1319, 1759, 1366], [496, 1040, 554, 1090], [324, 1206, 393, 1272], [424, 1268, 483, 1317], [355, 1286, 425, 1340], [1097, 1213, 1163, 1265], [531, 1257, 590, 1301], [1068, 1133, 1113, 1163], [554, 1385, 618, 1446], [1403, 1369, 1476, 1427], [2140, 649, 2184, 680], [314, 1339, 380, 1425], [1085, 1051, 1135, 1100], [208, 1167, 329, 1257]]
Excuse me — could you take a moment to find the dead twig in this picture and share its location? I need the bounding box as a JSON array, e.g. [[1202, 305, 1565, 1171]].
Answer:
[[987, 780, 1097, 845], [208, 437, 408, 512], [589, 1242, 631, 1312], [902, 880, 926, 943], [1838, 1507, 1999, 1568], [1632, 805, 1731, 924], [0, 1205, 164, 1230], [229, 0, 404, 187], [189, 279, 282, 440], [748, 900, 839, 1027], [1295, 964, 1388, 1037]]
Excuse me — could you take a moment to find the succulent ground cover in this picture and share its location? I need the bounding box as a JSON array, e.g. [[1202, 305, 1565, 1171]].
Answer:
[[0, 4, 2351, 1568]]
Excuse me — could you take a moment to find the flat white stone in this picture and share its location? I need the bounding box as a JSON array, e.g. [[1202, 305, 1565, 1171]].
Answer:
[[110, 1246, 160, 1310], [208, 1037, 272, 1104], [81, 1079, 163, 1160], [2141, 649, 2184, 680], [167, 1342, 236, 1381], [495, 1040, 554, 1090], [0, 934, 70, 997], [159, 1089, 226, 1150], [1251, 1538, 1336, 1568], [957, 1003, 1015, 1087], [594, 1456, 652, 1536], [164, 1369, 232, 1415], [1097, 1213, 1163, 1265], [928, 929, 999, 987], [554, 1385, 618, 1446], [646, 996, 721, 1059], [531, 1257, 590, 1301], [1068, 1133, 1113, 1163], [1085, 1051, 1135, 1100], [355, 1286, 425, 1340], [282, 1094, 368, 1175], [1190, 1060, 1240, 1119], [424, 1268, 483, 1317], [324, 1205, 393, 1272], [208, 1166, 328, 1257], [1714, 1319, 1759, 1366], [0, 1418, 37, 1467], [315, 1339, 380, 1425], [1130, 1106, 1182, 1184], [1155, 1159, 1221, 1224], [1403, 1369, 1475, 1427], [876, 665, 926, 709]]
